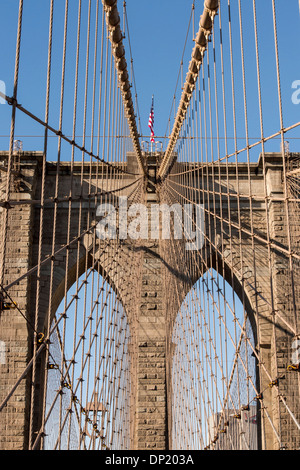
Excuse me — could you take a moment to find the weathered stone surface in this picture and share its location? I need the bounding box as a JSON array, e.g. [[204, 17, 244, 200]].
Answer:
[[0, 151, 299, 450]]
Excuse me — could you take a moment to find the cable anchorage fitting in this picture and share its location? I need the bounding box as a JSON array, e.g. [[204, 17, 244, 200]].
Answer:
[[36, 332, 45, 344], [268, 378, 279, 388], [47, 363, 59, 370], [6, 95, 19, 107], [254, 392, 263, 401]]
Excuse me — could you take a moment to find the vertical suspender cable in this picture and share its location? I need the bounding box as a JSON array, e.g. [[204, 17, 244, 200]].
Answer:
[[102, 0, 145, 176], [158, 0, 219, 181]]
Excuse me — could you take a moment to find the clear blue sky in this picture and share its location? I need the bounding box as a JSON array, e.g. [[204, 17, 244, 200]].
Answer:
[[0, 0, 300, 157]]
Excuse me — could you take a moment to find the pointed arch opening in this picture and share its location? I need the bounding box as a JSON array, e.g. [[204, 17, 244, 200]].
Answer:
[[170, 268, 259, 450], [43, 266, 134, 450]]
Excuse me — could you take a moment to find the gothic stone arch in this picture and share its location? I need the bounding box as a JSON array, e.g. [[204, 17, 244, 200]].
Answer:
[[0, 151, 299, 450], [159, 152, 299, 450], [0, 153, 141, 449]]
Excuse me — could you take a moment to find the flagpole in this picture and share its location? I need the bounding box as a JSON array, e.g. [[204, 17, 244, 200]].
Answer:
[[151, 95, 153, 154], [148, 95, 154, 154]]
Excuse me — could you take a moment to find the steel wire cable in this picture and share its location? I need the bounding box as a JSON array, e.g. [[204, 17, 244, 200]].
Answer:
[[0, 0, 300, 452], [158, 0, 300, 450], [0, 0, 143, 450]]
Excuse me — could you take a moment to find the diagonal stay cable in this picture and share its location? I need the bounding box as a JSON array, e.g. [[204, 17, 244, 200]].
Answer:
[[0, 91, 139, 177]]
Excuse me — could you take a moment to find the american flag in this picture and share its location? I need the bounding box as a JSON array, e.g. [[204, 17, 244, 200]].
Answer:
[[148, 96, 155, 143]]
